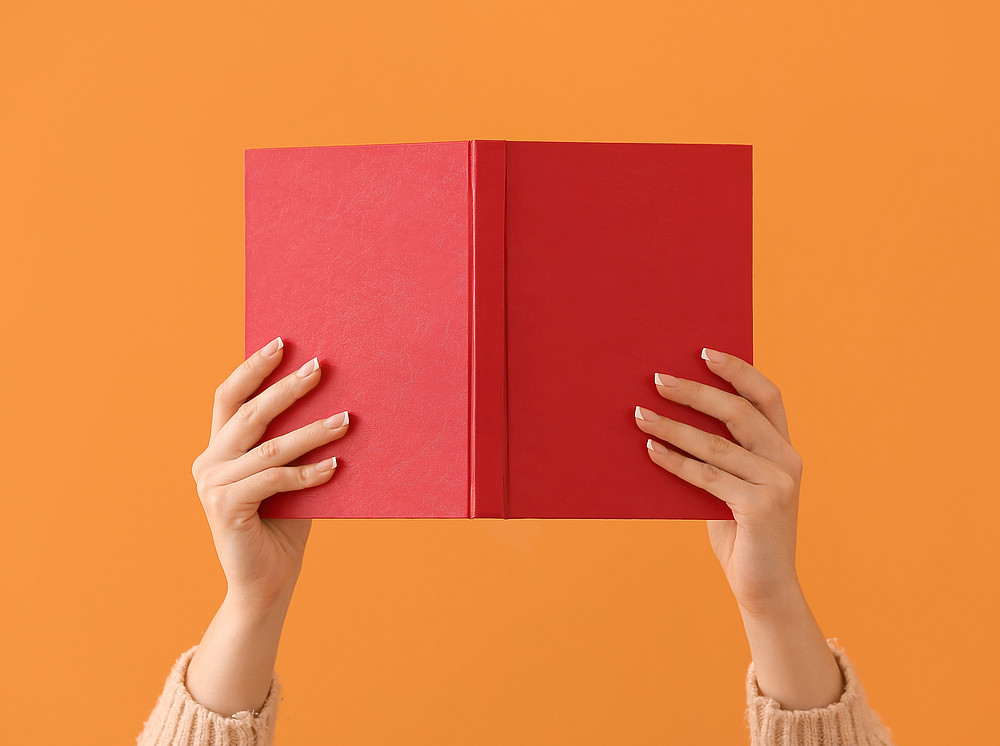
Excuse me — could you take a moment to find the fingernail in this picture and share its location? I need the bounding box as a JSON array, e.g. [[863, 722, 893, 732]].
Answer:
[[297, 357, 319, 378], [702, 348, 724, 363], [315, 457, 337, 472], [323, 411, 349, 429], [635, 405, 660, 421], [654, 373, 679, 387], [647, 438, 669, 454], [262, 337, 283, 357]]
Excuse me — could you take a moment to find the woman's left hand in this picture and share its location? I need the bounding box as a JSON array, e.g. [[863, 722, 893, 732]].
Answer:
[[633, 347, 805, 618]]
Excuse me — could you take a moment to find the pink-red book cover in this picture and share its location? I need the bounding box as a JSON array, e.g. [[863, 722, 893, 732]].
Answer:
[[245, 140, 752, 519]]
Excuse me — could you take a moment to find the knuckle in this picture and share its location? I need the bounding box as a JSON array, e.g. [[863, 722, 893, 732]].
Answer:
[[236, 399, 259, 424], [192, 456, 220, 487], [759, 384, 784, 410], [686, 381, 707, 407], [258, 438, 282, 463], [733, 396, 758, 419], [284, 370, 303, 392], [261, 467, 282, 487], [773, 470, 797, 499], [787, 448, 803, 477], [205, 486, 229, 516], [298, 465, 317, 486], [281, 374, 307, 402], [699, 459, 724, 483], [705, 434, 733, 458]]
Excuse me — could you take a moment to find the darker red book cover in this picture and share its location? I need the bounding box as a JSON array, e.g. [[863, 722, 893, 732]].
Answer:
[[245, 140, 752, 519]]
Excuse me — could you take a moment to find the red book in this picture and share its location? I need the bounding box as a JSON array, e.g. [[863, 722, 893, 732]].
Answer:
[[246, 140, 752, 519]]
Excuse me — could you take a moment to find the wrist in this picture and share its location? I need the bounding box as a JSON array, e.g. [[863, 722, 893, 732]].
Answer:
[[736, 576, 806, 623], [223, 582, 297, 621]]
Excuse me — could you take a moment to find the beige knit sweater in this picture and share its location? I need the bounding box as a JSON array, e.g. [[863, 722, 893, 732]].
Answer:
[[137, 640, 893, 745]]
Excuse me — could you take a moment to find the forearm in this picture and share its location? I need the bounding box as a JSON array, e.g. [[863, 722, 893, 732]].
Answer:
[[185, 586, 294, 717], [739, 582, 845, 711]]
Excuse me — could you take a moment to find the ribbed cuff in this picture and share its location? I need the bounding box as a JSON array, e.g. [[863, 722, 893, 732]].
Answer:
[[137, 646, 281, 746], [745, 639, 893, 746]]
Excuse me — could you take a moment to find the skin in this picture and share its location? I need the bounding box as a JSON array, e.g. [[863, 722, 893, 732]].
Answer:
[[185, 340, 843, 716], [635, 349, 845, 710]]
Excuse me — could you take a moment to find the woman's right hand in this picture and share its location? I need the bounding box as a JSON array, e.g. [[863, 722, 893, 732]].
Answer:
[[190, 336, 350, 612]]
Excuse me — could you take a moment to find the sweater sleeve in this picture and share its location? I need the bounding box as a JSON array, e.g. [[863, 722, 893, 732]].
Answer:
[[746, 639, 893, 746], [136, 646, 281, 746]]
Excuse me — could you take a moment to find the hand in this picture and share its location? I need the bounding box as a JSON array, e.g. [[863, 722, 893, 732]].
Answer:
[[190, 336, 350, 611], [634, 348, 846, 710], [633, 348, 803, 618]]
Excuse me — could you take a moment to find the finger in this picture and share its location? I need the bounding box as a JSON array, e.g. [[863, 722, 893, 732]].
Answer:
[[211, 337, 286, 442], [700, 348, 791, 443], [217, 412, 350, 485], [211, 356, 323, 462], [634, 406, 777, 485], [212, 459, 339, 520], [644, 438, 754, 512], [652, 373, 791, 466]]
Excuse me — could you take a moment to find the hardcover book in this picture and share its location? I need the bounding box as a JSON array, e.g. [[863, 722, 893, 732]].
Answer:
[[245, 139, 752, 519]]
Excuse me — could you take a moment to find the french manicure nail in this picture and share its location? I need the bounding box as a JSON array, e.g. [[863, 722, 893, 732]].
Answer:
[[635, 405, 660, 421], [297, 357, 319, 378], [323, 411, 350, 429], [262, 337, 283, 357], [315, 457, 337, 472], [647, 438, 669, 454], [654, 373, 679, 387]]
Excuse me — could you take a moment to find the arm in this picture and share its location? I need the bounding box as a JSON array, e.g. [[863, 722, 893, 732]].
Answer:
[[634, 348, 892, 743], [139, 336, 350, 742], [737, 583, 844, 711], [185, 586, 297, 718]]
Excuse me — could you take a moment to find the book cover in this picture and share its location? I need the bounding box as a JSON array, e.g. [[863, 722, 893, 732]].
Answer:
[[245, 140, 752, 519]]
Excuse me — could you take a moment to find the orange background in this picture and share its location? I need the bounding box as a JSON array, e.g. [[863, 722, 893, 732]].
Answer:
[[2, 1, 998, 743]]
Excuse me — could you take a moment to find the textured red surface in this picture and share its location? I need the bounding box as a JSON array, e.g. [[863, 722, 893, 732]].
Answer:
[[246, 140, 751, 518]]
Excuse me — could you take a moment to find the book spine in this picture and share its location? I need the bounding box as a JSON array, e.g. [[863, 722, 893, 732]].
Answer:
[[468, 140, 509, 518]]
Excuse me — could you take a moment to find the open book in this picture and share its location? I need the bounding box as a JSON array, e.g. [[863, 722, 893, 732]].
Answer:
[[245, 140, 751, 518]]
